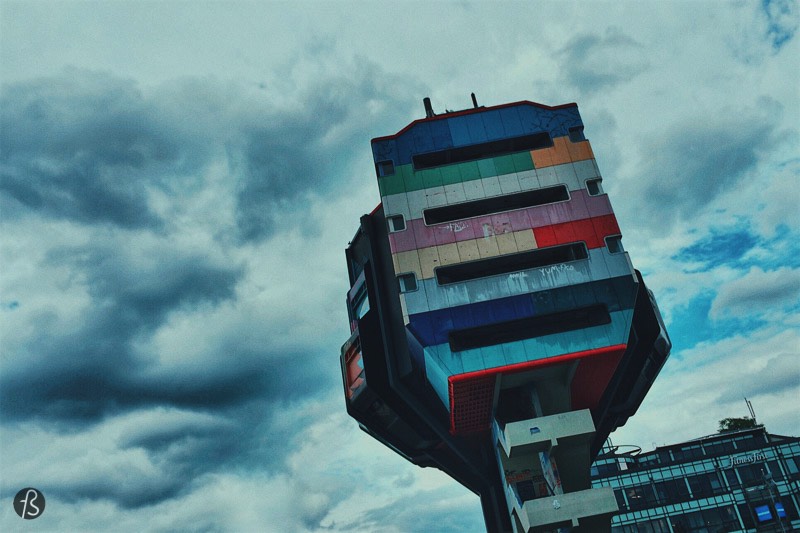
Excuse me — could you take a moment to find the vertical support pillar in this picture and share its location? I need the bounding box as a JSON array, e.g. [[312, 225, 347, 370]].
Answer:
[[492, 387, 618, 532]]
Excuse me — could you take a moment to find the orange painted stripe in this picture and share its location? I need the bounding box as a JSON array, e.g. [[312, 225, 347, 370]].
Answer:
[[532, 137, 595, 168]]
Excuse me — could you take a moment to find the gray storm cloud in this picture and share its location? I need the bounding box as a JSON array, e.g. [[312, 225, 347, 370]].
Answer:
[[0, 65, 418, 513]]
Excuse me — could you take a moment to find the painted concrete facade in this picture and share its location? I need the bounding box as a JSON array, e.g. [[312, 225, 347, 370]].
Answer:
[[341, 98, 671, 532], [371, 101, 636, 438]]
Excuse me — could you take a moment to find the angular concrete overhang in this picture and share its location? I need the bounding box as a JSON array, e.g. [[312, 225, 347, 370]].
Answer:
[[514, 486, 618, 532], [496, 409, 596, 459]]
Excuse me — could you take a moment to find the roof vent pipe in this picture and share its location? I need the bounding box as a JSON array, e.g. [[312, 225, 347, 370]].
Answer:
[[423, 97, 435, 118], [471, 93, 478, 108]]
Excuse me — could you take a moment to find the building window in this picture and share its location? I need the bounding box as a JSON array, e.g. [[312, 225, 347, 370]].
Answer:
[[568, 126, 586, 143], [586, 178, 604, 196], [412, 132, 552, 170], [387, 215, 406, 232], [626, 485, 651, 511], [766, 460, 784, 480], [397, 273, 418, 293], [423, 185, 569, 225], [614, 489, 627, 511], [737, 463, 763, 486], [703, 439, 736, 456], [638, 455, 661, 468], [448, 305, 610, 352], [653, 478, 690, 505], [350, 284, 370, 321], [606, 235, 624, 254], [673, 444, 703, 461], [376, 160, 395, 177], [725, 469, 740, 487], [687, 472, 725, 499], [733, 434, 761, 451], [436, 242, 588, 285]]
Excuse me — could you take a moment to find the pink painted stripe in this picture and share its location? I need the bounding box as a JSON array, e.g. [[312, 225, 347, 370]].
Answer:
[[388, 189, 613, 254]]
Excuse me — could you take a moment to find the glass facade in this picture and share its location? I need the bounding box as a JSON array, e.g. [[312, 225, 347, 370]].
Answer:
[[591, 427, 800, 532]]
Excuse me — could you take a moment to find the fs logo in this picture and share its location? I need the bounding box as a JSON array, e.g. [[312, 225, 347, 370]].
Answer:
[[13, 488, 45, 519]]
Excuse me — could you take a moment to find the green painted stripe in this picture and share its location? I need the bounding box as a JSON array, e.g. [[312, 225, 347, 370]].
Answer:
[[378, 151, 536, 195], [512, 151, 535, 172]]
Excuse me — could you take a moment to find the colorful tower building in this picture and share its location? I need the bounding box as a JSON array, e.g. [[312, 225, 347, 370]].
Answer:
[[341, 96, 671, 532]]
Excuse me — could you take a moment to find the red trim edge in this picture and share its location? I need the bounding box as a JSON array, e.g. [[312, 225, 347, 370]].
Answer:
[[449, 343, 627, 385], [447, 343, 627, 435]]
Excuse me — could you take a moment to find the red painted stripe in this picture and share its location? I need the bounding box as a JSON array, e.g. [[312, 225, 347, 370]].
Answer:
[[449, 344, 626, 385], [571, 349, 625, 410], [533, 214, 619, 249], [388, 202, 618, 255], [447, 344, 627, 435]]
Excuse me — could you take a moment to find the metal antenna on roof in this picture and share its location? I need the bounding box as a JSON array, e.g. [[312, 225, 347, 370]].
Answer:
[[423, 97, 435, 118], [471, 92, 479, 108], [745, 397, 757, 425]]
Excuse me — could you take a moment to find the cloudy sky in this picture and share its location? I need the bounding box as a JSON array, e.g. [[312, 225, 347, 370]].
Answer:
[[1, 1, 798, 531]]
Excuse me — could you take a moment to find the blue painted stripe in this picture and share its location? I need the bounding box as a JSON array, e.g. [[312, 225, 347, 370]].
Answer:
[[448, 115, 473, 147], [407, 275, 637, 348], [373, 103, 585, 166], [482, 109, 507, 141], [411, 121, 436, 154]]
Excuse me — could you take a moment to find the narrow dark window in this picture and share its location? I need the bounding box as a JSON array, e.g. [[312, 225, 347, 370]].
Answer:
[[435, 242, 588, 285], [387, 215, 406, 232], [424, 185, 569, 225], [350, 284, 370, 320], [568, 126, 586, 142], [397, 273, 418, 293], [376, 160, 395, 177], [586, 178, 603, 196], [449, 305, 610, 352], [412, 132, 552, 169], [606, 235, 624, 254]]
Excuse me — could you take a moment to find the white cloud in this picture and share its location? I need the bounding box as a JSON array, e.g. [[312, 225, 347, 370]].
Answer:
[[1, 2, 798, 531], [612, 326, 800, 450], [710, 266, 800, 319]]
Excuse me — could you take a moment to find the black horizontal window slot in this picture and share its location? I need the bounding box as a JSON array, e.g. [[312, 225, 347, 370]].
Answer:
[[449, 305, 611, 352], [412, 132, 552, 170], [435, 242, 588, 285], [424, 185, 569, 225]]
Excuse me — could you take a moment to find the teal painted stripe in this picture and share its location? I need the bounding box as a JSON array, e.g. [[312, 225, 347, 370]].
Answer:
[[378, 151, 535, 196], [423, 345, 456, 407], [420, 309, 634, 410]]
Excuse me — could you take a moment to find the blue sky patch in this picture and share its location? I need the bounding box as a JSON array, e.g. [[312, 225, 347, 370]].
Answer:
[[668, 291, 768, 356], [673, 225, 759, 271], [761, 225, 800, 269], [762, 0, 798, 50], [737, 224, 800, 271]]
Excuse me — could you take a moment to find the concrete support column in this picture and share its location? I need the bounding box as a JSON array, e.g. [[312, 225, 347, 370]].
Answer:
[[493, 409, 619, 532]]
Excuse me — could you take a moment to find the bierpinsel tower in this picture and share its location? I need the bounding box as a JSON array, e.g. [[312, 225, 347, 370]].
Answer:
[[340, 95, 671, 532]]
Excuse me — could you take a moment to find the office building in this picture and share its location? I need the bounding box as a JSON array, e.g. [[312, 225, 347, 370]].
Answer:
[[592, 426, 800, 532]]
